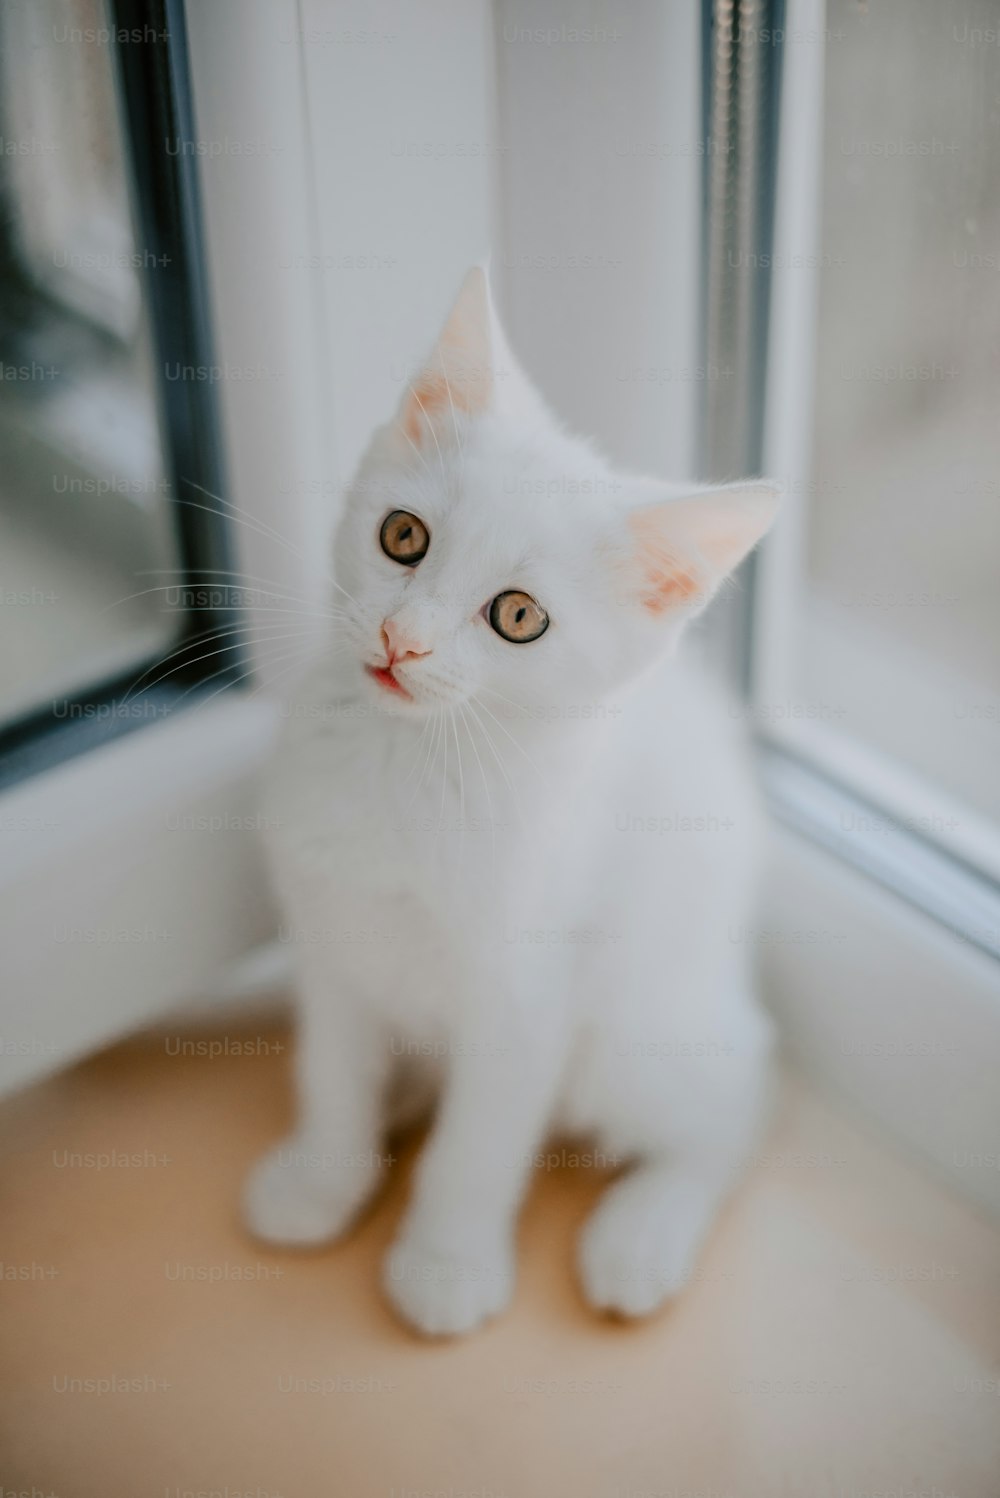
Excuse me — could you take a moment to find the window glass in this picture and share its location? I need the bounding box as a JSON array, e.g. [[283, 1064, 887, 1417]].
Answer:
[[799, 0, 1000, 821], [0, 0, 180, 727]]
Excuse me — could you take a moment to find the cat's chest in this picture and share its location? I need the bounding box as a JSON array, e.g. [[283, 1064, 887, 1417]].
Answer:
[[269, 714, 520, 893]]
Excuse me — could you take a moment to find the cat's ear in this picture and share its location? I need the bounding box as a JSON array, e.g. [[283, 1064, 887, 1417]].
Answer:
[[621, 481, 781, 617], [395, 266, 496, 447]]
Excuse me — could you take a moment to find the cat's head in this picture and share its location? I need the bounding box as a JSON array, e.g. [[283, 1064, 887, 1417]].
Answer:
[[334, 267, 779, 718]]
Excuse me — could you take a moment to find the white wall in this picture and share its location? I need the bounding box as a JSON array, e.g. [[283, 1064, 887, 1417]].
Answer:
[[495, 0, 702, 478], [295, 0, 703, 494], [300, 0, 497, 492]]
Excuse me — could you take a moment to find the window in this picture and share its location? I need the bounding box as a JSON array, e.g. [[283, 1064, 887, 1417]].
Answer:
[[795, 0, 1000, 829], [705, 0, 1000, 955], [0, 0, 236, 784]]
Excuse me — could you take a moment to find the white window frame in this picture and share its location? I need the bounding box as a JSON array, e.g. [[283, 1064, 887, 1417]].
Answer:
[[753, 0, 1000, 1216]]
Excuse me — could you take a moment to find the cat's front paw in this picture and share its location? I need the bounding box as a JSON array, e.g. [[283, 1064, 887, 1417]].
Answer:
[[577, 1179, 696, 1318], [243, 1134, 383, 1248], [383, 1232, 514, 1336]]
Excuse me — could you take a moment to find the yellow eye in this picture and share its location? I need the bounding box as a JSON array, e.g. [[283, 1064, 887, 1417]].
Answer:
[[489, 590, 549, 644], [380, 510, 429, 566]]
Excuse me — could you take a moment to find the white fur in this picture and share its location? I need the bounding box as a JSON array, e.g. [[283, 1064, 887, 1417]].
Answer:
[[245, 269, 780, 1335]]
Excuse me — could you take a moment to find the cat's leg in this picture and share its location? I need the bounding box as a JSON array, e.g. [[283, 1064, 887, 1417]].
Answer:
[[244, 946, 389, 1247], [576, 1025, 770, 1317], [577, 1148, 741, 1317], [383, 947, 567, 1336]]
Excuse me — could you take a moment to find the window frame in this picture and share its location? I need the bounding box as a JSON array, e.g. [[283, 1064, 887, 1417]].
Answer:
[[743, 0, 1000, 943], [707, 0, 1000, 1215], [0, 0, 242, 790]]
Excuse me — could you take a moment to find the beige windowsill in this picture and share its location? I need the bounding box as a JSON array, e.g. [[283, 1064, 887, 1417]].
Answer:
[[1, 1026, 998, 1496]]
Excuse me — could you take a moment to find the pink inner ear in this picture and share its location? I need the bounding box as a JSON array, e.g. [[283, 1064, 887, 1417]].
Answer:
[[402, 373, 455, 445], [401, 268, 495, 445], [402, 361, 492, 445], [627, 510, 703, 615]]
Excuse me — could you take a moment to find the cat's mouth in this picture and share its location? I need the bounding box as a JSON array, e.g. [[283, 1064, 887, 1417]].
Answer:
[[364, 663, 413, 701]]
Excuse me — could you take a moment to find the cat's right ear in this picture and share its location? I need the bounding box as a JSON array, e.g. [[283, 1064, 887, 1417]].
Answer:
[[618, 480, 781, 619], [393, 267, 496, 449]]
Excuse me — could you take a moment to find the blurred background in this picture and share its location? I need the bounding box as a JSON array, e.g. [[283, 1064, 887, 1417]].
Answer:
[[1, 1, 999, 1493]]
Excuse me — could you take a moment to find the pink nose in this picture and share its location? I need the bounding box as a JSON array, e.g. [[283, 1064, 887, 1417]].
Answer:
[[382, 619, 431, 665]]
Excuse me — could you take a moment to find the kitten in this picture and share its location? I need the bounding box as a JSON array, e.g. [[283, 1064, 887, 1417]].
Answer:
[[245, 267, 780, 1336]]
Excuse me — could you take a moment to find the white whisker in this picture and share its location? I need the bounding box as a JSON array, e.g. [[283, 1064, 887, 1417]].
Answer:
[[466, 696, 526, 832], [436, 348, 467, 485], [459, 702, 495, 872], [121, 619, 321, 701], [407, 382, 449, 491], [126, 625, 320, 703], [471, 694, 544, 780], [450, 707, 466, 872], [178, 478, 364, 615]]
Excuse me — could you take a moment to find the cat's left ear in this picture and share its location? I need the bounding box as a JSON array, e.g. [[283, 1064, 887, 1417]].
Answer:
[[621, 481, 781, 617], [395, 266, 496, 447]]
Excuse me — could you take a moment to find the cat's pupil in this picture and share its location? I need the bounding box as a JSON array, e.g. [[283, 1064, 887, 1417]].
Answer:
[[380, 510, 429, 567], [488, 589, 549, 643]]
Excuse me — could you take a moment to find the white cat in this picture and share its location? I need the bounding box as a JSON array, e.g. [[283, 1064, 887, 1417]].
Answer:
[[245, 267, 780, 1336]]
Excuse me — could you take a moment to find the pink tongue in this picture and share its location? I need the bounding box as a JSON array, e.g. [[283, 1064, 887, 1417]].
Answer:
[[368, 664, 408, 696]]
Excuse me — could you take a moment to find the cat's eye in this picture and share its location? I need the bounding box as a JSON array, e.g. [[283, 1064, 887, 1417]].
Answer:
[[380, 510, 429, 566], [488, 590, 549, 644]]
